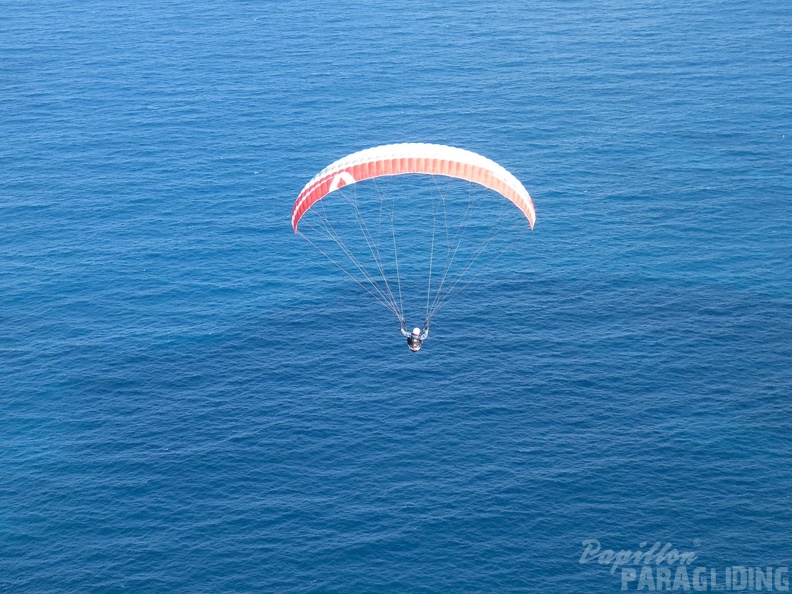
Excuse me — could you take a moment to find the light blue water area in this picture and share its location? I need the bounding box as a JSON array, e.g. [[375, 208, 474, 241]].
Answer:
[[1, 0, 790, 591]]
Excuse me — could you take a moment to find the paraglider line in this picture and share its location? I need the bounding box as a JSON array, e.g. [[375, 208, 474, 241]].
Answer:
[[338, 184, 402, 319], [430, 218, 526, 317], [298, 227, 401, 318], [304, 211, 400, 314], [428, 181, 478, 315]]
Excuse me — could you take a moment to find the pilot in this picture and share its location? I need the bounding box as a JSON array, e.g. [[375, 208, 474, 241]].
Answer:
[[400, 323, 429, 352]]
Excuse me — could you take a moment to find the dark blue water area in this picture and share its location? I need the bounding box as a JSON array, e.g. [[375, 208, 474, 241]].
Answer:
[[1, 0, 791, 591]]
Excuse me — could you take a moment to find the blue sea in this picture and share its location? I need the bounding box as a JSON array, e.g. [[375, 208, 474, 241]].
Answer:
[[2, 0, 791, 591]]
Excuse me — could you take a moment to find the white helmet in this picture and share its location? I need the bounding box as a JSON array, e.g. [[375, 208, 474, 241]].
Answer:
[[412, 327, 421, 337]]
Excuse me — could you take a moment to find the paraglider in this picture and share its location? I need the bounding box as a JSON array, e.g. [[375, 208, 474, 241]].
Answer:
[[400, 322, 429, 352], [292, 143, 535, 350]]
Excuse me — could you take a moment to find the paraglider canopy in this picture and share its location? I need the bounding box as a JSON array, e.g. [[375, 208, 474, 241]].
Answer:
[[292, 143, 535, 233]]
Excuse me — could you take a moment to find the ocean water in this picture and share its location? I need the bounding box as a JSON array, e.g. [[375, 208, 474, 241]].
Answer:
[[1, 0, 791, 591]]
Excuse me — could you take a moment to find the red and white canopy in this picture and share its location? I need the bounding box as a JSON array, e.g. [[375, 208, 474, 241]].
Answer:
[[292, 143, 535, 232]]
